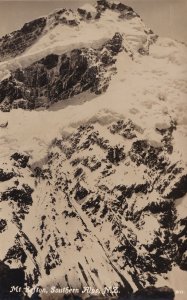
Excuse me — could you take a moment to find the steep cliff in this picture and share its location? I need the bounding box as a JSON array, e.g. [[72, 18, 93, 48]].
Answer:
[[0, 1, 186, 300]]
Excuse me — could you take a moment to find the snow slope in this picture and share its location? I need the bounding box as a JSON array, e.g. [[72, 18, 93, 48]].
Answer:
[[0, 3, 155, 80], [0, 38, 186, 164], [0, 1, 187, 299]]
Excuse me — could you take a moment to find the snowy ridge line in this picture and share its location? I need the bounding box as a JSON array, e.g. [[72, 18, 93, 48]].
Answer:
[[0, 37, 110, 76], [0, 1, 187, 300], [0, 33, 124, 111], [0, 0, 157, 78]]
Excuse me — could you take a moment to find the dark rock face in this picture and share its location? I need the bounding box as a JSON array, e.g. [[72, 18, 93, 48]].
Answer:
[[132, 286, 175, 300], [166, 175, 187, 200], [0, 1, 156, 112], [0, 168, 15, 181], [11, 153, 30, 168], [110, 120, 138, 139], [105, 32, 123, 55], [77, 8, 95, 20], [0, 153, 40, 288], [0, 17, 46, 61], [0, 219, 7, 233], [40, 54, 59, 70], [76, 0, 136, 24], [48, 8, 80, 27], [106, 146, 126, 164], [39, 119, 185, 287], [1, 185, 33, 206], [0, 119, 185, 295], [174, 217, 187, 271], [0, 261, 26, 300], [156, 120, 177, 154], [96, 0, 138, 18], [0, 3, 182, 297], [75, 185, 89, 201], [97, 0, 110, 9], [77, 8, 87, 16], [0, 34, 123, 111], [0, 8, 84, 63]]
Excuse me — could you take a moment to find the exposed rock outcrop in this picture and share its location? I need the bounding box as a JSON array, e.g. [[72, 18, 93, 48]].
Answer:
[[0, 119, 182, 295], [0, 17, 46, 62], [0, 33, 123, 111], [0, 1, 185, 298], [0, 261, 26, 300]]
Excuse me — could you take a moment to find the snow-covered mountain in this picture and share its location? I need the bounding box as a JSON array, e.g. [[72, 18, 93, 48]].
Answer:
[[0, 1, 187, 299], [0, 0, 157, 112]]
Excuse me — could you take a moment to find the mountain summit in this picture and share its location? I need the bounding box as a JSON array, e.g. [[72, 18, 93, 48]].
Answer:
[[0, 1, 187, 300], [0, 0, 157, 112]]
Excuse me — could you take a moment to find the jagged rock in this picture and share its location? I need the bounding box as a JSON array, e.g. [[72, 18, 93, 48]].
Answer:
[[0, 261, 25, 300], [117, 3, 133, 12], [0, 17, 46, 61], [166, 175, 187, 200], [82, 156, 101, 171], [0, 0, 156, 112], [109, 120, 138, 139], [138, 47, 149, 56], [77, 7, 94, 20], [96, 0, 137, 19], [0, 34, 122, 111], [11, 153, 30, 168], [0, 168, 15, 181], [179, 252, 187, 271], [1, 184, 33, 206], [86, 12, 92, 20], [105, 32, 123, 55], [106, 145, 126, 164], [77, 8, 87, 17], [74, 168, 83, 178], [174, 217, 187, 270], [0, 0, 185, 296], [129, 140, 168, 171], [75, 185, 89, 201], [95, 11, 101, 19], [44, 246, 62, 275], [40, 54, 59, 70], [0, 219, 7, 232], [4, 244, 27, 264], [0, 102, 11, 112], [12, 99, 30, 110], [97, 0, 110, 9], [0, 120, 186, 294], [156, 120, 177, 154]]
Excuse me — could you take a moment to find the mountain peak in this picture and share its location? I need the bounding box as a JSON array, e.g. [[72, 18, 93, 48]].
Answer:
[[0, 1, 147, 64], [0, 1, 157, 112], [0, 2, 186, 299]]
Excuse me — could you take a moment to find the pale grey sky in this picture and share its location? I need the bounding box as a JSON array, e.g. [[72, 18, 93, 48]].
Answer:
[[0, 0, 186, 42]]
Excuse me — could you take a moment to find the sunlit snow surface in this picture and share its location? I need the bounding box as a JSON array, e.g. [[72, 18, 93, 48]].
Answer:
[[0, 4, 187, 299], [0, 38, 186, 164]]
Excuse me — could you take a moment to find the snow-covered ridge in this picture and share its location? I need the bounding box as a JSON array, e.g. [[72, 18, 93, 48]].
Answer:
[[0, 33, 124, 111], [0, 1, 187, 299], [0, 0, 156, 80], [0, 0, 157, 112], [0, 117, 186, 299]]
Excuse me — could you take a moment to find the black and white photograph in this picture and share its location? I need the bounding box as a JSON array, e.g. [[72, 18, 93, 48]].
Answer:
[[0, 0, 187, 299]]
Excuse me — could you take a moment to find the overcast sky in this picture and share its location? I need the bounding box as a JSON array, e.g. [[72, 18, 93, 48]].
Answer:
[[0, 0, 186, 42]]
